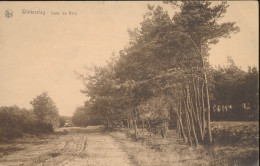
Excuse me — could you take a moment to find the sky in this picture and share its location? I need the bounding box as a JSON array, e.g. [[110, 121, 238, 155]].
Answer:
[[0, 1, 258, 116]]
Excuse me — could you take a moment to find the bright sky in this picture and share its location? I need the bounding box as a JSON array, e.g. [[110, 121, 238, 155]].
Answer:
[[0, 1, 258, 116]]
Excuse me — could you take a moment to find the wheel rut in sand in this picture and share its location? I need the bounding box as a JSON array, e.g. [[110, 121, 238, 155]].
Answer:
[[0, 126, 135, 166]]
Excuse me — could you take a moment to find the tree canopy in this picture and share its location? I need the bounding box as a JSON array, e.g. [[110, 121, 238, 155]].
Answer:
[[30, 92, 60, 128]]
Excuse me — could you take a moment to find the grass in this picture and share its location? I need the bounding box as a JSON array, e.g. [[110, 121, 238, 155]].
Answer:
[[0, 128, 69, 158], [110, 121, 259, 166], [204, 121, 259, 166], [211, 121, 259, 147], [110, 128, 207, 166]]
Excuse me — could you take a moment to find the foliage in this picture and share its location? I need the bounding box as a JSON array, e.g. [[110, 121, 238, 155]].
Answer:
[[59, 117, 66, 127], [0, 92, 60, 139], [72, 105, 102, 127], [30, 92, 60, 128], [0, 106, 53, 139], [212, 57, 259, 120], [138, 96, 171, 124], [72, 107, 88, 127]]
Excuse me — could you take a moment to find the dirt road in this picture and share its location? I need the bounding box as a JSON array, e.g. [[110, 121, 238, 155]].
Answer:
[[0, 126, 134, 166]]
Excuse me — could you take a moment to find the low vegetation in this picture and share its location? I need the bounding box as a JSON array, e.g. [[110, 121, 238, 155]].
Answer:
[[0, 92, 61, 141], [110, 121, 259, 166], [205, 122, 259, 166]]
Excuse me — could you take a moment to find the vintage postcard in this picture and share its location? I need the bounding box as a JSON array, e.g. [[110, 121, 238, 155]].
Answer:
[[0, 1, 259, 166]]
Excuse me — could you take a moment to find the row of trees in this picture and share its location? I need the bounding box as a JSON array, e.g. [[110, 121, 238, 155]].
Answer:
[[73, 1, 257, 147], [0, 92, 61, 139]]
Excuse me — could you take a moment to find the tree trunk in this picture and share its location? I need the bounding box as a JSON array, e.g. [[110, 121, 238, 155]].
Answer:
[[134, 118, 138, 140], [137, 111, 140, 129], [161, 122, 166, 138], [106, 117, 112, 128], [204, 74, 212, 142], [127, 117, 130, 129], [192, 80, 204, 141], [120, 120, 124, 128], [201, 81, 206, 134], [190, 99, 204, 141], [130, 118, 133, 129], [177, 101, 186, 143], [147, 119, 152, 137], [142, 120, 144, 131], [177, 120, 180, 137], [188, 107, 199, 147], [196, 79, 202, 122], [187, 35, 212, 142], [186, 87, 199, 147], [183, 93, 192, 146], [192, 79, 200, 122]]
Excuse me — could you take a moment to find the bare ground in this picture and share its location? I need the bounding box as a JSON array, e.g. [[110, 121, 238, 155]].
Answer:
[[0, 126, 133, 166], [0, 122, 258, 166]]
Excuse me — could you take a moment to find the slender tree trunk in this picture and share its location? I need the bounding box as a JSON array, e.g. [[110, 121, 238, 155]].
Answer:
[[196, 79, 205, 138], [200, 47, 212, 142], [192, 79, 200, 121], [185, 102, 192, 146], [147, 119, 152, 137], [137, 110, 140, 129], [147, 119, 151, 130], [188, 88, 198, 123], [177, 120, 180, 137], [201, 81, 206, 134], [183, 90, 192, 146], [142, 120, 144, 131], [106, 117, 112, 128], [192, 80, 204, 141], [120, 120, 124, 128], [177, 101, 186, 142], [196, 79, 202, 122], [161, 122, 166, 138], [186, 86, 199, 147], [130, 118, 133, 129], [187, 35, 212, 142], [204, 74, 212, 142], [179, 118, 186, 142], [134, 118, 138, 139], [127, 117, 130, 129], [188, 107, 199, 147]]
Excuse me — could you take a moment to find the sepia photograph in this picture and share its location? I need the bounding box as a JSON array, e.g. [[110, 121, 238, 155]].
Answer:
[[0, 1, 259, 166]]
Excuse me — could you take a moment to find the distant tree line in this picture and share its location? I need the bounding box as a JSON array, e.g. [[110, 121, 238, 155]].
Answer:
[[72, 105, 102, 127], [72, 1, 258, 147], [211, 58, 258, 121], [0, 92, 61, 139]]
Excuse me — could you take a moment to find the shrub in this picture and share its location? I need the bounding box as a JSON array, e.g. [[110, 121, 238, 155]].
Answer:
[[0, 106, 54, 139]]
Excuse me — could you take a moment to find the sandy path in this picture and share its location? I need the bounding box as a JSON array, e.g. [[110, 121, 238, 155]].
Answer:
[[0, 126, 133, 166]]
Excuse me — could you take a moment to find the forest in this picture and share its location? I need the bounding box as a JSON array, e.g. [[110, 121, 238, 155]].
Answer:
[[72, 1, 259, 147]]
